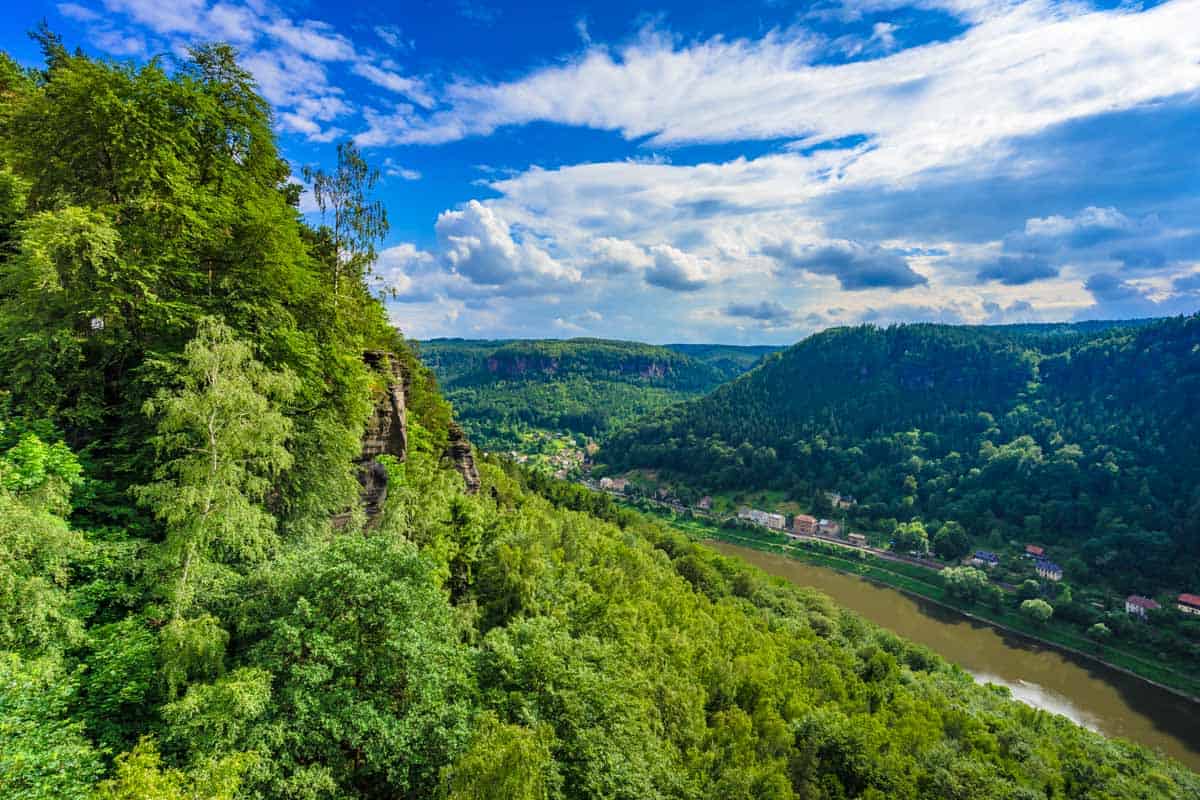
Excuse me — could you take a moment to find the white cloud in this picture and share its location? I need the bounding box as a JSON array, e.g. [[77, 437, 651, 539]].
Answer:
[[373, 243, 437, 300], [83, 1, 427, 143], [588, 237, 653, 275], [435, 200, 580, 289], [374, 25, 411, 51], [58, 2, 101, 22], [351, 63, 434, 108], [1024, 206, 1133, 239], [360, 0, 1200, 196], [645, 244, 710, 292], [383, 159, 421, 181]]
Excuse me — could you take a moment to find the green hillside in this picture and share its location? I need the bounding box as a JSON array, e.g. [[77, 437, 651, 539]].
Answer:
[[418, 337, 777, 452], [603, 319, 1200, 589], [2, 36, 1198, 800]]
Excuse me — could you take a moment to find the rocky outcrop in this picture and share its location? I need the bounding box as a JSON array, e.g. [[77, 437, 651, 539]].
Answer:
[[444, 421, 480, 494], [357, 351, 408, 517]]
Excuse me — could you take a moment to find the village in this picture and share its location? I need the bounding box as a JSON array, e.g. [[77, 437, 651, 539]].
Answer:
[[586, 474, 1200, 626]]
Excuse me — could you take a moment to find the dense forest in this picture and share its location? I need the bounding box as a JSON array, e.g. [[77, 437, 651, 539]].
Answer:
[[419, 338, 776, 450], [2, 34, 1199, 800], [602, 319, 1200, 593]]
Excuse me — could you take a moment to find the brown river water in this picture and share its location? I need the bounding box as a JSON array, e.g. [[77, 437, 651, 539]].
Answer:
[[709, 541, 1200, 772]]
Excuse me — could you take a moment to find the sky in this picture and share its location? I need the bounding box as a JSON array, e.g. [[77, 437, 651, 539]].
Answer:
[[3, 0, 1200, 343]]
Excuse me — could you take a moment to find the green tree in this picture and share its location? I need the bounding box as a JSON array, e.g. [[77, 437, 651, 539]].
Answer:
[[932, 520, 970, 560], [0, 652, 102, 800], [440, 712, 560, 800], [303, 141, 389, 310], [942, 566, 990, 602], [1020, 598, 1054, 626], [893, 520, 929, 554], [135, 318, 297, 617]]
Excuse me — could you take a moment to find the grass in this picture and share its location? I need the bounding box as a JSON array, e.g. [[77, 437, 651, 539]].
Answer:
[[633, 503, 1200, 700]]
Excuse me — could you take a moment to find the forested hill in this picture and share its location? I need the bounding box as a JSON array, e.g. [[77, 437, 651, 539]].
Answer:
[[418, 337, 777, 448], [602, 317, 1200, 588], [3, 35, 1199, 800]]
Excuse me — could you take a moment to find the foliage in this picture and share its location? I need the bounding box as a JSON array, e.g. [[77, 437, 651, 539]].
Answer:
[[0, 37, 1196, 800], [419, 338, 775, 450], [602, 318, 1200, 660], [1020, 598, 1055, 625]]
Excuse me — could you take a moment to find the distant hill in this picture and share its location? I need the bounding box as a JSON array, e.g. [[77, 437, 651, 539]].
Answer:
[[417, 338, 779, 450], [602, 316, 1200, 589]]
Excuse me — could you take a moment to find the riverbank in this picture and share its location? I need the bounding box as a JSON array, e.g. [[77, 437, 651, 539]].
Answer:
[[633, 504, 1200, 701]]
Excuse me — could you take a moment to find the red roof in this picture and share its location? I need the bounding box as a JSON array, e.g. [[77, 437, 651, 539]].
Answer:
[[1178, 593, 1200, 608], [1025, 544, 1044, 556], [1126, 595, 1160, 611]]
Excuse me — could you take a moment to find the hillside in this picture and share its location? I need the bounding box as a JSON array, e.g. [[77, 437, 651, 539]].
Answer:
[[418, 337, 777, 453], [2, 37, 1199, 800], [603, 319, 1200, 591]]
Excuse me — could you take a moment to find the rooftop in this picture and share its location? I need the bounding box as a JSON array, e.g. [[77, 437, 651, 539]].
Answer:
[[1178, 593, 1200, 608], [1127, 595, 1161, 611]]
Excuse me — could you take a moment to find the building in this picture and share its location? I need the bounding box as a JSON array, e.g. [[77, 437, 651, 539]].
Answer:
[[1125, 595, 1161, 619], [1177, 594, 1200, 615], [1035, 559, 1063, 582], [792, 514, 818, 535], [847, 532, 868, 547], [1024, 544, 1045, 558], [738, 508, 785, 530], [697, 496, 713, 511], [971, 550, 1000, 568], [598, 477, 628, 492], [818, 519, 841, 537], [826, 492, 856, 510]]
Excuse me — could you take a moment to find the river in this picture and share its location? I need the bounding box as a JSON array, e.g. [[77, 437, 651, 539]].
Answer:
[[709, 540, 1200, 771]]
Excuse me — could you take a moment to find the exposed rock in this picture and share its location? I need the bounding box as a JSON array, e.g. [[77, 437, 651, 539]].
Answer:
[[444, 421, 480, 494], [357, 351, 408, 518]]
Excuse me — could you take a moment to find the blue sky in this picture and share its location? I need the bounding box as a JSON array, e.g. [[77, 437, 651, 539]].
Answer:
[[4, 0, 1199, 343]]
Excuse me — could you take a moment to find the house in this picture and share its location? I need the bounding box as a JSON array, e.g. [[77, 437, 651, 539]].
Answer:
[[1035, 559, 1063, 582], [848, 532, 868, 547], [738, 507, 767, 524], [598, 477, 628, 492], [1125, 595, 1161, 618], [971, 550, 1000, 568], [826, 492, 856, 510], [1177, 594, 1200, 615], [1024, 544, 1045, 558], [764, 512, 787, 531], [697, 496, 713, 511], [792, 514, 818, 535], [818, 519, 841, 537]]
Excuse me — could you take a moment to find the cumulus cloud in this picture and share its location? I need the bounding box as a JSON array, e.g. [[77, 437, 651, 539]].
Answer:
[[645, 245, 710, 291], [764, 239, 927, 290], [724, 300, 796, 323], [373, 243, 437, 301], [435, 200, 579, 289], [1016, 206, 1136, 251], [588, 237, 653, 275], [976, 255, 1058, 286]]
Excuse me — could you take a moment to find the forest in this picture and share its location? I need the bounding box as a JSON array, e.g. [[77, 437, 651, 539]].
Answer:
[[418, 337, 775, 450], [602, 320, 1200, 595], [2, 34, 1199, 800]]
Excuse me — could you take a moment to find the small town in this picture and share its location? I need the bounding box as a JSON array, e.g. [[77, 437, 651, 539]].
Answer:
[[585, 473, 1200, 627]]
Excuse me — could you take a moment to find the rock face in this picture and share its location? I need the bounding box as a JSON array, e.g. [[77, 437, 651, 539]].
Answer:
[[444, 421, 480, 494], [358, 351, 408, 517]]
